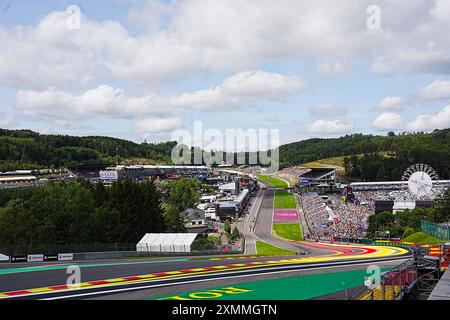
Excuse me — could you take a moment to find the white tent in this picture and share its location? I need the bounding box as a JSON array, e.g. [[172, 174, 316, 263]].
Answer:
[[219, 182, 237, 193], [136, 233, 198, 253], [393, 201, 416, 213], [0, 253, 9, 262], [326, 206, 339, 222]]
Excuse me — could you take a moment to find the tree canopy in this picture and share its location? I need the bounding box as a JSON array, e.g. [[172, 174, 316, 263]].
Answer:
[[0, 128, 176, 170], [0, 179, 166, 246]]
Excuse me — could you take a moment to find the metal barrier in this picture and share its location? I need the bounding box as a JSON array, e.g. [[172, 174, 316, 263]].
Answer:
[[350, 247, 444, 300], [421, 220, 450, 241], [0, 242, 244, 258], [350, 259, 418, 300], [0, 243, 136, 256]]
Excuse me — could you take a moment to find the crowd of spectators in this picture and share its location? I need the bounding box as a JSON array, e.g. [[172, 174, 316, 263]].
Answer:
[[351, 185, 448, 201], [302, 185, 448, 240], [272, 166, 309, 187], [301, 192, 375, 240]]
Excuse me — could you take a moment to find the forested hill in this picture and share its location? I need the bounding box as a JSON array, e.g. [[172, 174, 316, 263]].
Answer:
[[0, 129, 176, 170], [279, 129, 450, 181], [2, 127, 450, 181]]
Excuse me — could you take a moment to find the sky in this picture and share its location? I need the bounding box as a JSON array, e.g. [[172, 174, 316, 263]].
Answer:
[[1, 0, 450, 151]]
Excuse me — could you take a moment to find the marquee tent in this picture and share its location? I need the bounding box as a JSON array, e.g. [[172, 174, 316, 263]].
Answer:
[[136, 233, 198, 253]]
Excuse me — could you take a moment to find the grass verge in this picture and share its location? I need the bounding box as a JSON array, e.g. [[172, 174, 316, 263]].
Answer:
[[274, 190, 297, 209], [255, 175, 288, 188], [255, 241, 296, 256], [402, 232, 447, 244], [273, 223, 303, 241]]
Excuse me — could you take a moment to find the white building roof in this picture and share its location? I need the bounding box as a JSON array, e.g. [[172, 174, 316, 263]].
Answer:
[[137, 233, 198, 253], [219, 182, 237, 191], [234, 189, 249, 204], [0, 176, 37, 182]]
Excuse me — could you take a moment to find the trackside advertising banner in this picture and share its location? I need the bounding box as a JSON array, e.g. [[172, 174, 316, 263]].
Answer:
[[10, 256, 27, 263], [43, 254, 58, 262], [27, 254, 44, 262], [9, 253, 73, 263], [0, 253, 10, 262], [58, 253, 73, 261]]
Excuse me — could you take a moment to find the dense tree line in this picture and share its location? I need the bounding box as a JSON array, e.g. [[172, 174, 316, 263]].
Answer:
[[279, 129, 450, 181], [0, 177, 208, 246], [2, 128, 449, 182], [367, 190, 450, 239], [0, 129, 176, 170], [0, 179, 166, 245]]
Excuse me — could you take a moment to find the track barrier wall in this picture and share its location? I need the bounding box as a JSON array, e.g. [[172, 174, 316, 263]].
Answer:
[[421, 220, 450, 241], [0, 242, 244, 262]]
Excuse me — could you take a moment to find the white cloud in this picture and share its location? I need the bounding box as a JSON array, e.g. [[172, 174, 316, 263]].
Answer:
[[317, 61, 352, 76], [134, 117, 183, 134], [264, 115, 280, 123], [372, 112, 404, 130], [371, 50, 450, 76], [431, 0, 450, 21], [376, 96, 406, 111], [310, 104, 348, 117], [417, 80, 450, 102], [2, 1, 450, 89], [407, 105, 450, 131], [305, 119, 353, 135], [0, 114, 18, 128], [16, 85, 179, 121], [15, 71, 307, 128], [221, 71, 308, 100], [175, 71, 307, 111], [0, 11, 128, 88]]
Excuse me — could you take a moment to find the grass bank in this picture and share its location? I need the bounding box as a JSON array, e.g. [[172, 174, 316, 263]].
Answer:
[[402, 232, 447, 244], [273, 223, 303, 241], [255, 241, 296, 256]]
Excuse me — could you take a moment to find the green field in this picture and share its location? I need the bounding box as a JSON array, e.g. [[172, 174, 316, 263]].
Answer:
[[274, 190, 297, 209], [302, 152, 396, 176], [402, 232, 446, 244], [255, 241, 296, 256], [273, 223, 303, 241], [255, 175, 288, 188]]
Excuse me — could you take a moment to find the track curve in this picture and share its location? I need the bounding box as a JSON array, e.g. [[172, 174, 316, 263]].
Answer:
[[0, 179, 412, 300], [0, 242, 410, 300]]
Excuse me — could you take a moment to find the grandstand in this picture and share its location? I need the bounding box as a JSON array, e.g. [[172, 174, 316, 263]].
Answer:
[[349, 180, 449, 214], [300, 177, 449, 240], [0, 176, 38, 186], [301, 192, 373, 240], [298, 168, 336, 186], [350, 180, 450, 195]]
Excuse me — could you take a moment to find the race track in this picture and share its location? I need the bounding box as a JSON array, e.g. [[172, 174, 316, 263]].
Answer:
[[0, 180, 412, 300], [0, 242, 410, 300]]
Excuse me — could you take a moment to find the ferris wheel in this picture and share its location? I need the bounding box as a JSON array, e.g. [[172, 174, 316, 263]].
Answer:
[[402, 164, 439, 197]]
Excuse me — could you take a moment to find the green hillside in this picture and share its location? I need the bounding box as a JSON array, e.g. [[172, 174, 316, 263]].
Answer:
[[0, 128, 176, 170], [2, 128, 450, 182], [279, 129, 450, 181], [402, 232, 446, 244]]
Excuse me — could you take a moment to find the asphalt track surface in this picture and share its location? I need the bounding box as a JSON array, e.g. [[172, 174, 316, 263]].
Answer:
[[251, 181, 331, 256], [253, 188, 327, 254], [0, 242, 411, 300], [0, 181, 412, 300]]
